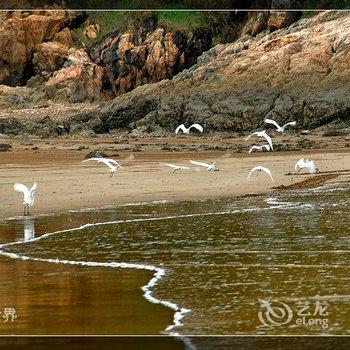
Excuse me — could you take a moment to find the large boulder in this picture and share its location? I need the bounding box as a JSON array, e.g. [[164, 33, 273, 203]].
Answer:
[[96, 11, 350, 133], [0, 8, 85, 86], [32, 41, 69, 74]]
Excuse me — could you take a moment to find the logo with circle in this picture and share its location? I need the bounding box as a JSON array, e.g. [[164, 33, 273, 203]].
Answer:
[[258, 299, 293, 327]]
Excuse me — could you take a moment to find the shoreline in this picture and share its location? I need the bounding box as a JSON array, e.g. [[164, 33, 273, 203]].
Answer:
[[0, 136, 349, 219]]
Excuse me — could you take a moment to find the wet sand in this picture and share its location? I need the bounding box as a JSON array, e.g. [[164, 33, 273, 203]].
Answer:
[[0, 134, 349, 219]]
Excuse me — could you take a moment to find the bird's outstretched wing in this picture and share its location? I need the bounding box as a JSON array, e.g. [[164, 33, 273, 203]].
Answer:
[[29, 182, 37, 194], [261, 132, 274, 150], [307, 160, 317, 173], [14, 183, 29, 195], [249, 145, 259, 154], [104, 158, 121, 167], [175, 124, 186, 134], [295, 158, 305, 171], [189, 123, 203, 133], [164, 163, 178, 169], [244, 131, 258, 141], [247, 167, 258, 180], [14, 183, 30, 202], [283, 121, 297, 129], [190, 160, 210, 169], [262, 167, 275, 182], [82, 158, 101, 163], [264, 118, 281, 131]]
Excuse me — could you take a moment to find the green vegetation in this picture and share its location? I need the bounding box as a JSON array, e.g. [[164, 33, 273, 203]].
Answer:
[[74, 10, 239, 44], [157, 11, 204, 31]]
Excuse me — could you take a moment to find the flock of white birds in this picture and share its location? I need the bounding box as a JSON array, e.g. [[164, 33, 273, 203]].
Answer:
[[13, 118, 318, 216]]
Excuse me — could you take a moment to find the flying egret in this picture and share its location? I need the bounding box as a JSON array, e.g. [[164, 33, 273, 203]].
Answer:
[[244, 130, 273, 150], [163, 163, 190, 173], [264, 118, 296, 133], [190, 160, 217, 171], [82, 157, 121, 177], [247, 166, 274, 182], [175, 123, 203, 134], [190, 152, 230, 172], [14, 182, 37, 216], [295, 158, 318, 174], [248, 144, 271, 154]]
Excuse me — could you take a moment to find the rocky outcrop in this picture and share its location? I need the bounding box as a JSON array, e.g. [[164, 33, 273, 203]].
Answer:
[[32, 41, 69, 74], [96, 11, 350, 133], [44, 48, 105, 103], [0, 8, 85, 86], [88, 27, 212, 95]]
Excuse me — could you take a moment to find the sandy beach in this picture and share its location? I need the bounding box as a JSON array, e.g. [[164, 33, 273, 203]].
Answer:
[[1, 134, 349, 219]]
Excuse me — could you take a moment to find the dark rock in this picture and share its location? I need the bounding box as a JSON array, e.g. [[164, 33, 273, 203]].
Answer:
[[0, 143, 12, 152], [94, 12, 350, 134]]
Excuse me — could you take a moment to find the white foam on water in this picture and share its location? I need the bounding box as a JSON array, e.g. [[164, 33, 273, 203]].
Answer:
[[0, 248, 191, 337], [0, 197, 326, 347]]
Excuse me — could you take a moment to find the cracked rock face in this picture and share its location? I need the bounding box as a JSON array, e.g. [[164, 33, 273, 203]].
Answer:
[[98, 11, 350, 133], [88, 26, 213, 95], [0, 8, 84, 86]]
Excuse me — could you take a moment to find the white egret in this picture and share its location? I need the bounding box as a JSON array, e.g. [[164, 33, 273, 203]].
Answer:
[[247, 166, 274, 182], [248, 144, 271, 154], [264, 118, 296, 133], [295, 158, 317, 174], [190, 152, 230, 172], [82, 157, 121, 177], [14, 182, 37, 216], [244, 130, 273, 150], [190, 160, 217, 171], [163, 163, 190, 173], [175, 123, 203, 134]]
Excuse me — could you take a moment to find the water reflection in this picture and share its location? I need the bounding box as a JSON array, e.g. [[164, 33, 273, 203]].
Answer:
[[0, 184, 349, 337], [23, 218, 35, 242]]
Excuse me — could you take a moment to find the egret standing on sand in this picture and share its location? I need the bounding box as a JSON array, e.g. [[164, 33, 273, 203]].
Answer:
[[82, 157, 121, 177], [175, 123, 203, 134], [295, 158, 318, 174], [244, 130, 274, 150], [248, 144, 271, 154], [14, 182, 37, 216], [264, 118, 296, 133], [247, 166, 274, 182], [163, 163, 190, 173]]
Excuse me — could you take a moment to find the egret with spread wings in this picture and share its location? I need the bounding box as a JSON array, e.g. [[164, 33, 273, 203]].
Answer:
[[247, 166, 274, 182], [295, 158, 317, 174], [264, 118, 296, 133], [163, 163, 190, 173], [244, 130, 274, 150], [82, 157, 121, 177], [175, 123, 203, 134], [14, 182, 37, 216]]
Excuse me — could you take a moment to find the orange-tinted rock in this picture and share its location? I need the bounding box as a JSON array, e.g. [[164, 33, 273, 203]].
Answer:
[[32, 41, 69, 73], [44, 49, 104, 103], [53, 28, 76, 47], [0, 9, 84, 85], [268, 11, 299, 32]]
